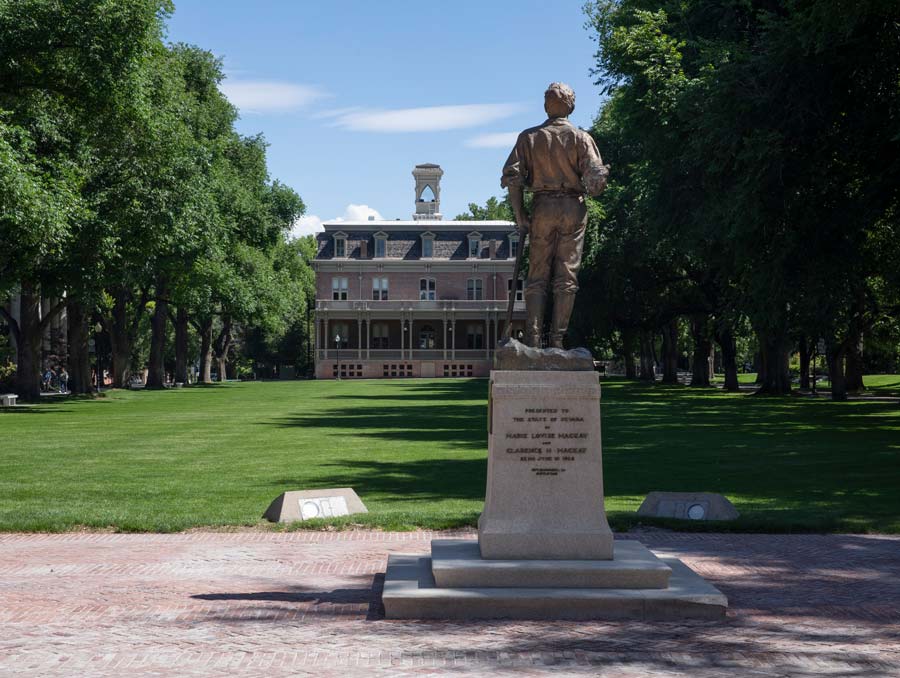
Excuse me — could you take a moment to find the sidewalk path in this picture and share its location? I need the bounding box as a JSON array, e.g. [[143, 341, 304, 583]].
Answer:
[[1, 531, 898, 677]]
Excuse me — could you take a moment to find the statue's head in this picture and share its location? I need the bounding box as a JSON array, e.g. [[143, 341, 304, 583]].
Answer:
[[544, 82, 575, 118]]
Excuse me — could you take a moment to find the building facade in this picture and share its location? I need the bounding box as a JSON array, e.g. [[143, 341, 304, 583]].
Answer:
[[313, 164, 526, 379]]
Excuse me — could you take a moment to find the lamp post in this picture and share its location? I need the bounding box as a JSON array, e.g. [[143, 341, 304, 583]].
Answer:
[[306, 291, 313, 378], [334, 334, 341, 380]]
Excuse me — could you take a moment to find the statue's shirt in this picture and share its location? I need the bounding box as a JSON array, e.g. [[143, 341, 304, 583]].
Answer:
[[501, 118, 607, 196]]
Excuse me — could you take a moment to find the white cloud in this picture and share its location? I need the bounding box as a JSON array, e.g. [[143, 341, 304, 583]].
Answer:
[[327, 103, 524, 133], [220, 80, 327, 114], [290, 214, 324, 239], [465, 132, 519, 149], [289, 204, 384, 240], [338, 204, 384, 222]]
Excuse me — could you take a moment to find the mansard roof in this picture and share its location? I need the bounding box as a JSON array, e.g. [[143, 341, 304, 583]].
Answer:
[[315, 220, 517, 261]]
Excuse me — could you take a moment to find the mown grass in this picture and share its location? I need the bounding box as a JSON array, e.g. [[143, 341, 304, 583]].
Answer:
[[1, 378, 898, 533]]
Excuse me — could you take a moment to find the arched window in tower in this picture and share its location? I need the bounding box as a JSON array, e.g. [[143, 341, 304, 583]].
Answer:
[[419, 185, 436, 203]]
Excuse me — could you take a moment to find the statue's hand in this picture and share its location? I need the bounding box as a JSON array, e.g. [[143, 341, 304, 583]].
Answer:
[[517, 215, 531, 235]]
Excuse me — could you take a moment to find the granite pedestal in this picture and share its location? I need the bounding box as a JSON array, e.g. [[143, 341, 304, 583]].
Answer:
[[382, 365, 728, 620]]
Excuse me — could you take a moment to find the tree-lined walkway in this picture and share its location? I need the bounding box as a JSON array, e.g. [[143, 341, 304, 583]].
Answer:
[[0, 531, 897, 677]]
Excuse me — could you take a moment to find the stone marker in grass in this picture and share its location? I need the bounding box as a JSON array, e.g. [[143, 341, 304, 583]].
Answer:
[[637, 492, 739, 521], [263, 488, 367, 523]]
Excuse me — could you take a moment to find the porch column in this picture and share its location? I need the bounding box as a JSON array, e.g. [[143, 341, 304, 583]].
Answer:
[[323, 316, 328, 359], [451, 317, 456, 360], [365, 314, 371, 360], [442, 312, 448, 360], [493, 313, 499, 355], [357, 315, 362, 360], [485, 313, 490, 359]]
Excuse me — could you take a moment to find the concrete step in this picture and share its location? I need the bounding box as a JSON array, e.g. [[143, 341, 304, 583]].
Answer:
[[431, 539, 671, 589]]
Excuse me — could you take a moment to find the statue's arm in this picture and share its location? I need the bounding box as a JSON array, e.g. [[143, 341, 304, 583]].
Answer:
[[579, 132, 610, 196], [501, 139, 531, 232]]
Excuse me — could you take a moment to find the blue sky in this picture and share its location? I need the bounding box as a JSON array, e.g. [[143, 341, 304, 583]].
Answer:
[[167, 1, 605, 235]]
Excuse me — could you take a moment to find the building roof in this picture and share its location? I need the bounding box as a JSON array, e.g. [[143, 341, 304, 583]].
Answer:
[[320, 220, 514, 231], [315, 224, 518, 261]]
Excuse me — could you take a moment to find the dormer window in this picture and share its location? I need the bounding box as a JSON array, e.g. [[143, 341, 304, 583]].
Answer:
[[333, 231, 348, 258], [373, 231, 388, 258], [509, 233, 520, 259], [468, 232, 482, 259], [421, 231, 435, 259]]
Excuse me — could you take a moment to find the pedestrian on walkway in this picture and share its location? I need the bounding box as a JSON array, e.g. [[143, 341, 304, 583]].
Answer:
[[58, 367, 68, 394]]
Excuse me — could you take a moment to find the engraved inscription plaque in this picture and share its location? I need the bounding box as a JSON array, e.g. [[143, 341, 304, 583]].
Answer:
[[478, 371, 613, 560], [299, 496, 349, 520]]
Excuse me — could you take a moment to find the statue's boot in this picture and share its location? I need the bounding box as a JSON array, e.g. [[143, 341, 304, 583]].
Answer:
[[549, 292, 576, 349], [524, 294, 545, 348]]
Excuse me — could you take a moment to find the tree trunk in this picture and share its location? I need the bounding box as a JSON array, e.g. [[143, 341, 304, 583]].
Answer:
[[660, 318, 679, 384], [213, 315, 232, 383], [197, 317, 213, 383], [827, 342, 847, 401], [689, 316, 711, 387], [174, 307, 189, 384], [108, 290, 132, 388], [756, 330, 792, 395], [798, 336, 811, 390], [845, 334, 864, 393], [715, 326, 740, 392], [621, 328, 636, 379], [638, 330, 655, 381], [13, 283, 42, 401], [65, 299, 92, 395], [146, 280, 168, 389]]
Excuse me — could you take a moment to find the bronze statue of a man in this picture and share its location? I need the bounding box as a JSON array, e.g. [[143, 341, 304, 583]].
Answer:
[[502, 83, 609, 349]]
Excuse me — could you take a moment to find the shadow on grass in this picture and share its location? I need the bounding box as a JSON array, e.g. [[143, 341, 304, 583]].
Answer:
[[598, 381, 900, 531], [266, 405, 486, 448], [269, 457, 486, 503]]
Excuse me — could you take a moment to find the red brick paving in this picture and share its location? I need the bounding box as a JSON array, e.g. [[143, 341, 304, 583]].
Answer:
[[1, 531, 898, 677]]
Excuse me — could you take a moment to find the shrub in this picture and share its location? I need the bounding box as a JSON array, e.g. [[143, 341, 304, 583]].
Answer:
[[0, 361, 16, 393]]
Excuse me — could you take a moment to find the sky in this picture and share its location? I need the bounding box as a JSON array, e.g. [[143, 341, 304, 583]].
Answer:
[[166, 1, 606, 237]]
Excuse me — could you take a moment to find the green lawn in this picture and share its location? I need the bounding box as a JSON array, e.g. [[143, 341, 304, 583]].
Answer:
[[1, 378, 898, 533]]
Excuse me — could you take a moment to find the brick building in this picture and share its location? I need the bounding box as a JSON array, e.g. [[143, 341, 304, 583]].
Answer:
[[313, 164, 526, 379]]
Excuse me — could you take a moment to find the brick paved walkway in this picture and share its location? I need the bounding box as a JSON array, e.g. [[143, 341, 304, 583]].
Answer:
[[1, 531, 898, 677]]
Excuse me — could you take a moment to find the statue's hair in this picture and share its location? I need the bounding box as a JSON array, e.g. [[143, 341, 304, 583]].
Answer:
[[544, 82, 575, 115]]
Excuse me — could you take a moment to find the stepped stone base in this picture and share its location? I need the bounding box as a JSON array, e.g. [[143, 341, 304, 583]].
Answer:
[[383, 549, 727, 621], [431, 539, 670, 589]]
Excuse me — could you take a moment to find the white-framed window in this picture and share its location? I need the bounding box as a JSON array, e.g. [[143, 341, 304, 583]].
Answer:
[[466, 323, 484, 350], [331, 322, 349, 349], [372, 322, 389, 349], [419, 277, 436, 301], [419, 324, 436, 349], [509, 234, 519, 258], [374, 231, 388, 258], [421, 232, 435, 259], [468, 233, 481, 259], [333, 231, 348, 258], [507, 277, 524, 301], [332, 277, 348, 301], [372, 277, 389, 301], [467, 278, 483, 301]]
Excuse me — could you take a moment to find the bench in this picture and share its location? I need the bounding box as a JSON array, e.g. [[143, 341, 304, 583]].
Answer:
[[1, 394, 18, 407]]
